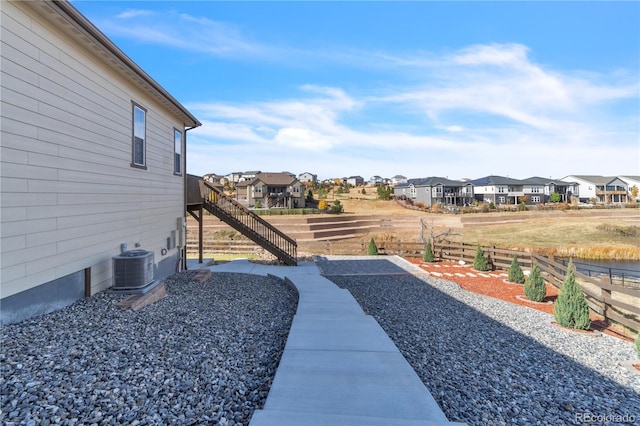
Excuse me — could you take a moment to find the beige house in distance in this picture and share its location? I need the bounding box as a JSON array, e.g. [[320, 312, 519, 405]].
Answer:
[[235, 172, 306, 209], [1, 0, 200, 324]]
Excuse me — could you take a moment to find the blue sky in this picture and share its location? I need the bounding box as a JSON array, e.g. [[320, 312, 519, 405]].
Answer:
[[73, 1, 639, 181]]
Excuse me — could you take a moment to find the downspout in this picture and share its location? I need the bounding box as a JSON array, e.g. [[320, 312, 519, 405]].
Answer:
[[180, 124, 199, 272]]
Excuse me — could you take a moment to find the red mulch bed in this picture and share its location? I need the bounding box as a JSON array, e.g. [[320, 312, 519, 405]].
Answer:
[[406, 258, 634, 342]]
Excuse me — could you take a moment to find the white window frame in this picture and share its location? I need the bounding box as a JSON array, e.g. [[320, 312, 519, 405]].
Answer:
[[132, 103, 147, 168], [174, 128, 183, 175]]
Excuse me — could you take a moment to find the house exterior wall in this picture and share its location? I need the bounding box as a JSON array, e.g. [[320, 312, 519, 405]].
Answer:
[[298, 172, 316, 183], [562, 176, 595, 202], [619, 176, 640, 201], [1, 1, 194, 323], [414, 186, 429, 205]]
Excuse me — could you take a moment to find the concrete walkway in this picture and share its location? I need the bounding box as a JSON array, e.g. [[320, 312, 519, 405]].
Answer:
[[206, 257, 463, 426]]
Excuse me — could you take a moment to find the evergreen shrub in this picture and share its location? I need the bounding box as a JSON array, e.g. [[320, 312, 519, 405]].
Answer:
[[508, 255, 525, 284], [553, 260, 591, 330], [473, 245, 488, 271], [524, 264, 546, 302], [367, 238, 379, 255], [423, 242, 434, 262]]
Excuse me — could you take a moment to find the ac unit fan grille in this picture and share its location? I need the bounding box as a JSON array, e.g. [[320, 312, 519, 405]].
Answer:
[[112, 250, 154, 290]]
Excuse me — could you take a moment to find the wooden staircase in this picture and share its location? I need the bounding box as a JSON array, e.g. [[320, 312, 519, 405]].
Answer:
[[201, 181, 297, 265]]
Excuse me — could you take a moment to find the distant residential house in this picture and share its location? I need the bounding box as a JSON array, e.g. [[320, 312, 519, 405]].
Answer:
[[344, 176, 365, 187], [471, 176, 527, 205], [520, 177, 578, 204], [393, 178, 424, 200], [415, 177, 474, 207], [203, 173, 225, 185], [239, 170, 261, 182], [618, 176, 640, 201], [390, 175, 408, 186], [369, 176, 384, 186], [394, 177, 473, 207], [225, 172, 244, 184], [561, 175, 629, 203], [244, 172, 306, 208], [1, 0, 200, 324], [298, 172, 317, 184]]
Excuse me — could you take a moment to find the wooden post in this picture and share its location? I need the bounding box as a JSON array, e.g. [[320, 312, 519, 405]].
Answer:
[[600, 275, 612, 321], [84, 267, 92, 298], [198, 204, 203, 264]]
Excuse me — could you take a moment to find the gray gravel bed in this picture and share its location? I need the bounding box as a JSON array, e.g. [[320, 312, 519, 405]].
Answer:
[[329, 273, 640, 426], [1, 271, 298, 426]]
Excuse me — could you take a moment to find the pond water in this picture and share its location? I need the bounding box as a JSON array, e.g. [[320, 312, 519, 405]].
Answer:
[[559, 258, 640, 279]]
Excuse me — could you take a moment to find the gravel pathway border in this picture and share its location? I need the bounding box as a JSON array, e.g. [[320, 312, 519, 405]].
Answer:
[[1, 271, 297, 426], [320, 257, 640, 425]]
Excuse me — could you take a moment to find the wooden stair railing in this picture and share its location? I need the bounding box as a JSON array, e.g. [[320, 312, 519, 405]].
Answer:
[[201, 181, 297, 266]]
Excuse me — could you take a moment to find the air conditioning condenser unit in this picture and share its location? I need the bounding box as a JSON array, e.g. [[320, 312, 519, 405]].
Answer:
[[112, 250, 158, 293]]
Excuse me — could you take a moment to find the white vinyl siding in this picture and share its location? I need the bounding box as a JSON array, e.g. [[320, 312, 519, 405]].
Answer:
[[1, 1, 187, 297]]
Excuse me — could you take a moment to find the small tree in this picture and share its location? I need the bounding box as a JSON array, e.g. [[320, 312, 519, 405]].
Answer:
[[635, 333, 640, 359], [524, 264, 546, 302], [423, 241, 434, 262], [377, 185, 393, 200], [508, 255, 525, 284], [554, 259, 591, 330], [306, 189, 314, 202], [367, 237, 379, 255], [473, 245, 488, 271], [550, 192, 562, 203], [330, 199, 343, 213]]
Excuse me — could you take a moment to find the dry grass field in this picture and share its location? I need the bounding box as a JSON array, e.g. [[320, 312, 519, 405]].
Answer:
[[336, 195, 640, 260]]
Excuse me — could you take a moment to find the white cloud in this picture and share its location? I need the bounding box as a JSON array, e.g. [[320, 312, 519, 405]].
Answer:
[[98, 10, 271, 57], [116, 9, 154, 19], [274, 128, 337, 151]]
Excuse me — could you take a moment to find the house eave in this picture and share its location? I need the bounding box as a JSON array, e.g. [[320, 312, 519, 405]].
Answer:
[[24, 0, 201, 128]]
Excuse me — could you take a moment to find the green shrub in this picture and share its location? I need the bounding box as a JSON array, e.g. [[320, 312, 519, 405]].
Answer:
[[367, 238, 379, 255], [554, 259, 591, 330], [508, 255, 525, 284], [423, 242, 434, 262], [330, 200, 343, 213], [524, 264, 546, 302], [473, 245, 488, 271], [636, 333, 640, 359]]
